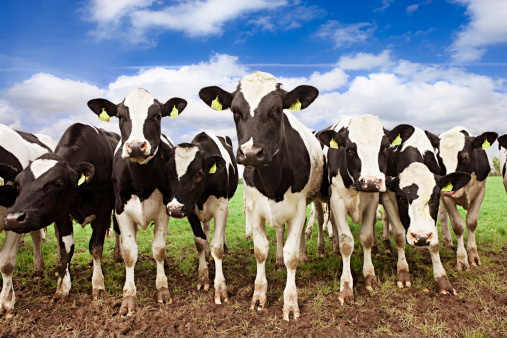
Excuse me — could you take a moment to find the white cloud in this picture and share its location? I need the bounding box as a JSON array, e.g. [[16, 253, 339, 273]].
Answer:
[[0, 100, 22, 130], [450, 0, 507, 62], [337, 50, 392, 70], [316, 21, 377, 48]]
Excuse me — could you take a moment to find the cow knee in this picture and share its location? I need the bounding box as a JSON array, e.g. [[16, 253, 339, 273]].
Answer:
[[339, 234, 354, 256], [394, 233, 406, 248], [122, 247, 136, 267], [211, 244, 224, 260]]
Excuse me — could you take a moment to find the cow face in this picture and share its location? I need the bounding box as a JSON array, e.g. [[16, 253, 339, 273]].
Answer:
[[0, 164, 21, 207], [199, 71, 318, 167], [387, 163, 470, 247], [3, 155, 94, 233], [165, 144, 226, 218], [88, 88, 187, 164], [318, 115, 414, 192]]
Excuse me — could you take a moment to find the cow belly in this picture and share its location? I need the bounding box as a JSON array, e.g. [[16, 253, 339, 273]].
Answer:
[[245, 186, 304, 227], [122, 189, 165, 230], [194, 196, 228, 223]]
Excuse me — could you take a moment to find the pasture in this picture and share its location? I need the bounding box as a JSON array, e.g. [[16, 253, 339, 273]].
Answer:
[[0, 178, 506, 337]]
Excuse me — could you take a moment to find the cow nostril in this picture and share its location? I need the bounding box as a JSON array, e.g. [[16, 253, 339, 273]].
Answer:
[[140, 142, 147, 151], [17, 213, 26, 222], [256, 148, 264, 159]]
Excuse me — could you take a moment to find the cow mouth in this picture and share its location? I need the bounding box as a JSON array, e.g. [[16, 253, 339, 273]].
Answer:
[[442, 191, 457, 197]]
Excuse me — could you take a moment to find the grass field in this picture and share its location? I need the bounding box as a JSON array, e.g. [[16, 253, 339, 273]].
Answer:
[[0, 177, 506, 336]]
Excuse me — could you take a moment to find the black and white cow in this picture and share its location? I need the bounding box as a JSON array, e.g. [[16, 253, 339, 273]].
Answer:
[[0, 124, 54, 316], [427, 126, 497, 270], [3, 123, 120, 302], [88, 88, 190, 316], [382, 127, 470, 294], [497, 134, 507, 193], [199, 71, 324, 321], [317, 115, 414, 304], [166, 132, 238, 304]]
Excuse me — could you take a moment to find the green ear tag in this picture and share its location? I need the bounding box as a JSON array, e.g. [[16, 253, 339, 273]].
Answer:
[[392, 134, 402, 146], [290, 99, 301, 111], [482, 139, 490, 149], [170, 105, 179, 119], [441, 182, 453, 192], [0, 176, 4, 187], [329, 138, 339, 149], [99, 108, 110, 122], [78, 173, 86, 186], [211, 96, 222, 111], [209, 163, 217, 174]]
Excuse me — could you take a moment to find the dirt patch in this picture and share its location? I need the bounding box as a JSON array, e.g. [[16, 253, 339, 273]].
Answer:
[[1, 243, 507, 337]]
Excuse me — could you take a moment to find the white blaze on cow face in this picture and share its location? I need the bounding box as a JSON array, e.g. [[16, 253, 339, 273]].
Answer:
[[240, 137, 254, 153], [398, 163, 439, 246], [30, 159, 58, 179], [174, 146, 199, 180], [122, 88, 156, 158], [346, 115, 386, 191], [240, 71, 278, 117], [438, 127, 467, 174]]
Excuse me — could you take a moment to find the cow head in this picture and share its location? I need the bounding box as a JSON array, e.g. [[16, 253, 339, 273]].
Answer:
[[165, 144, 226, 218], [199, 71, 318, 167], [318, 115, 414, 192], [88, 88, 187, 164], [386, 162, 470, 247], [3, 154, 94, 233]]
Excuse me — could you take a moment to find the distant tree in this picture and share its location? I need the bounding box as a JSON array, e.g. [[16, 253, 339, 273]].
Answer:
[[492, 156, 501, 176]]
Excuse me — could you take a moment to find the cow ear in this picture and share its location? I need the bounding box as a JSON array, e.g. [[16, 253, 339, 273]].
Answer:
[[162, 98, 187, 118], [199, 86, 233, 111], [472, 132, 498, 149], [497, 134, 507, 149], [73, 162, 95, 186], [385, 176, 399, 192], [0, 164, 21, 184], [205, 156, 227, 175], [283, 85, 319, 110], [385, 124, 415, 146], [87, 99, 118, 121], [424, 130, 440, 149], [436, 172, 471, 191], [317, 130, 343, 149]]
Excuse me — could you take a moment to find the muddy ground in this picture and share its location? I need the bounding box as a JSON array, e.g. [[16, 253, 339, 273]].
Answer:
[[1, 240, 506, 337]]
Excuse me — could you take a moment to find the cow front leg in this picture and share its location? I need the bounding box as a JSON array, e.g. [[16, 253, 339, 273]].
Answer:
[[116, 212, 138, 316], [274, 226, 284, 270], [89, 211, 110, 300], [153, 212, 171, 304], [54, 224, 62, 275], [53, 217, 74, 303], [250, 214, 268, 311], [112, 214, 123, 264], [360, 193, 380, 292], [438, 200, 454, 248], [0, 231, 21, 317], [313, 201, 326, 255], [29, 229, 44, 278], [429, 244, 455, 295], [442, 197, 468, 271], [465, 188, 485, 266], [210, 200, 229, 304], [190, 214, 209, 292]]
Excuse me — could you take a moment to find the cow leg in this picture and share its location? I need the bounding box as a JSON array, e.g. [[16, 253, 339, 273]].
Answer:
[[244, 192, 252, 241], [371, 216, 380, 256], [283, 202, 306, 321], [117, 212, 138, 316], [438, 200, 454, 248], [382, 209, 393, 253], [89, 211, 110, 300], [112, 214, 123, 264], [190, 214, 209, 292], [330, 196, 354, 305], [325, 204, 334, 239], [299, 217, 308, 264], [153, 212, 171, 304], [54, 223, 62, 275], [274, 226, 284, 270], [250, 213, 268, 311], [429, 244, 455, 295], [441, 198, 468, 271], [52, 217, 74, 303], [360, 193, 379, 292], [314, 202, 326, 256], [0, 231, 21, 317], [465, 188, 485, 266], [210, 199, 229, 304], [29, 230, 44, 278], [305, 203, 316, 239], [202, 221, 211, 261], [381, 192, 410, 288]]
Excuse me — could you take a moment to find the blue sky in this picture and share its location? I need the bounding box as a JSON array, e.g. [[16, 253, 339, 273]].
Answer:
[[1, 0, 507, 153]]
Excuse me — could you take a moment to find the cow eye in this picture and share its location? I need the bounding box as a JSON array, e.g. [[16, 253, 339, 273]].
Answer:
[[232, 110, 241, 120]]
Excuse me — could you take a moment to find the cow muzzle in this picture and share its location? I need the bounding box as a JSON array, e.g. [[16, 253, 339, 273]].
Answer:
[[3, 212, 30, 233], [407, 231, 434, 247], [237, 146, 268, 167], [125, 140, 149, 158], [357, 176, 384, 192], [166, 203, 187, 219]]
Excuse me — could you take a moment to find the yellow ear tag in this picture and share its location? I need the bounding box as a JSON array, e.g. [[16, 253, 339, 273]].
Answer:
[[482, 139, 490, 149], [0, 176, 4, 187], [170, 105, 179, 119], [329, 138, 339, 149], [211, 96, 222, 111], [441, 182, 453, 192], [392, 134, 402, 146], [290, 99, 301, 111], [209, 163, 217, 174], [99, 108, 110, 122], [78, 173, 86, 186]]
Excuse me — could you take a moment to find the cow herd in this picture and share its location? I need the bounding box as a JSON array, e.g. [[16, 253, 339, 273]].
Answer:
[[0, 71, 504, 321]]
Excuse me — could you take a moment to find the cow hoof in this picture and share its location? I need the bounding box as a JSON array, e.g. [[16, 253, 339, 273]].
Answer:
[[250, 289, 267, 311], [114, 256, 123, 265], [214, 286, 228, 305], [382, 240, 392, 253], [371, 245, 380, 257], [467, 251, 481, 266], [442, 240, 454, 249], [436, 276, 456, 295], [299, 254, 309, 265], [456, 259, 469, 272], [157, 287, 172, 304], [197, 267, 209, 291], [338, 282, 354, 305], [119, 296, 136, 317], [365, 275, 378, 292], [51, 292, 69, 304], [274, 260, 284, 272], [282, 303, 300, 321], [92, 288, 104, 301], [396, 270, 411, 288], [317, 245, 326, 256]]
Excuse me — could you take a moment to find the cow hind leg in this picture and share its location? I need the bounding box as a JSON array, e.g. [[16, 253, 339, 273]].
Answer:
[[314, 202, 326, 256], [466, 190, 485, 266], [305, 203, 316, 239], [442, 199, 468, 271], [274, 226, 284, 270], [29, 229, 44, 278], [382, 210, 393, 253], [52, 217, 74, 303], [89, 212, 111, 300], [0, 231, 22, 318], [112, 214, 123, 264], [438, 201, 454, 248], [299, 217, 308, 264], [153, 213, 171, 305]]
